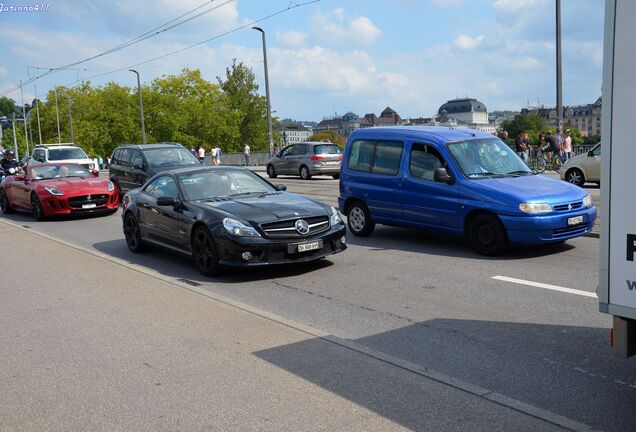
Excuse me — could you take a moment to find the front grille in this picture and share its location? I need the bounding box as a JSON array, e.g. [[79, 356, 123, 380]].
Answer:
[[553, 201, 583, 212], [68, 194, 109, 209], [553, 224, 588, 239], [261, 216, 329, 239]]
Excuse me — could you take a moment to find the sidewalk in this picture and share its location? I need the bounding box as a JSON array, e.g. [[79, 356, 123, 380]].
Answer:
[[0, 221, 563, 432]]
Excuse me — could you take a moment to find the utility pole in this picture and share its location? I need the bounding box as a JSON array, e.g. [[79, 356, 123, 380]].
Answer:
[[67, 95, 74, 143], [252, 26, 274, 157], [34, 84, 42, 145], [19, 80, 29, 156], [129, 69, 147, 145], [556, 0, 563, 130], [12, 113, 19, 160], [54, 89, 61, 143]]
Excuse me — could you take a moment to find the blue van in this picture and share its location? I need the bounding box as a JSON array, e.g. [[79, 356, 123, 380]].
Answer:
[[338, 126, 596, 255]]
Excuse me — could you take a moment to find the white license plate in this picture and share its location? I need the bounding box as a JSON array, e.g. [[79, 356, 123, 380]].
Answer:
[[82, 203, 97, 209], [568, 215, 584, 226], [297, 241, 321, 252]]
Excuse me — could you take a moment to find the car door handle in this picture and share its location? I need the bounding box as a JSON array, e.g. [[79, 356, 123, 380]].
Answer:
[[140, 202, 150, 208]]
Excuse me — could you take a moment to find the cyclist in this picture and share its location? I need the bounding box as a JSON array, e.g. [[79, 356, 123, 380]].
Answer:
[[540, 130, 562, 163]]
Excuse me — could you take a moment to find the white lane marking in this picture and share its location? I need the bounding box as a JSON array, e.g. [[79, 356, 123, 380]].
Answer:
[[492, 275, 598, 298]]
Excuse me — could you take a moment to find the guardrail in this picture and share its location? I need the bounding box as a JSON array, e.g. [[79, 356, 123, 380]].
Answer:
[[202, 151, 271, 166]]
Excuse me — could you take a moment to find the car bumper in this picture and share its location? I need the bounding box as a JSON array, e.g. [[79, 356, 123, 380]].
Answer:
[[216, 224, 347, 267], [41, 192, 119, 217], [309, 164, 341, 175], [500, 206, 597, 244]]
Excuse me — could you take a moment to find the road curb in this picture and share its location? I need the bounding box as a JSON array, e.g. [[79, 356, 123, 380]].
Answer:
[[586, 232, 600, 239], [0, 218, 601, 432]]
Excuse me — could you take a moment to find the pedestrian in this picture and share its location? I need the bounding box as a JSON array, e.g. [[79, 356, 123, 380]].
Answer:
[[98, 155, 104, 170], [562, 129, 573, 161], [215, 145, 221, 166], [210, 146, 217, 166], [244, 143, 250, 166], [190, 147, 196, 157], [106, 156, 111, 168], [198, 144, 205, 163], [515, 131, 529, 163], [555, 127, 565, 162]]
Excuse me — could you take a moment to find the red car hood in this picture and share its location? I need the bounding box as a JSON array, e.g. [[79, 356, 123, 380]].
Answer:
[[36, 177, 111, 193]]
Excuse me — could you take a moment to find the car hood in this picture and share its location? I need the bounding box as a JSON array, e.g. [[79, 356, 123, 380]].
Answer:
[[36, 177, 110, 191], [464, 174, 588, 205], [192, 192, 331, 225], [561, 152, 587, 169]]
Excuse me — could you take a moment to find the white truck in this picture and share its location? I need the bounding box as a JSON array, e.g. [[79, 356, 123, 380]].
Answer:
[[599, 0, 636, 357]]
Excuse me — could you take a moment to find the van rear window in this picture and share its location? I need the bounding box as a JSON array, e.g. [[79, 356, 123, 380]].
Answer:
[[348, 140, 374, 172], [347, 140, 403, 176]]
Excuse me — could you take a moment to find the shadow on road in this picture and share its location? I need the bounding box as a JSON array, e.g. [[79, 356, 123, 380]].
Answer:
[[254, 319, 636, 432]]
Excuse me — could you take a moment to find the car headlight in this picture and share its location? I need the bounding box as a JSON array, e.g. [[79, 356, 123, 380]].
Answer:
[[222, 218, 261, 237], [329, 206, 342, 226], [519, 203, 553, 214], [583, 194, 592, 208], [88, 163, 95, 170], [44, 186, 64, 196], [107, 181, 115, 192]]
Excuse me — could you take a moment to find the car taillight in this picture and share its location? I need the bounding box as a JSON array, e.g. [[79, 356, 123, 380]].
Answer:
[[310, 155, 324, 161], [338, 154, 343, 160]]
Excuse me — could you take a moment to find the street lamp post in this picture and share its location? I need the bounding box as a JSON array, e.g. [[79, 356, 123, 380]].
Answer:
[[556, 0, 563, 130], [54, 89, 61, 143], [67, 94, 75, 143], [252, 26, 274, 157], [34, 84, 42, 145], [129, 69, 147, 145], [19, 80, 29, 156]]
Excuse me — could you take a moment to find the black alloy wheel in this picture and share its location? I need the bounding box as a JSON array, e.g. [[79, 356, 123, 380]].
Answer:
[[192, 227, 220, 276], [266, 165, 277, 179], [468, 213, 508, 256], [347, 201, 375, 237], [124, 213, 146, 253], [0, 189, 12, 214], [565, 168, 585, 187], [31, 194, 45, 221], [300, 165, 311, 180]]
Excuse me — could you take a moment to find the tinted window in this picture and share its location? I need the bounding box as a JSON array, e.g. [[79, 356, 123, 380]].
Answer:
[[410, 144, 444, 181], [47, 147, 88, 161], [313, 145, 341, 154], [292, 144, 307, 155], [143, 147, 200, 167], [592, 144, 601, 156], [119, 149, 133, 167], [348, 140, 374, 172], [280, 146, 294, 157], [180, 170, 276, 200], [144, 175, 179, 198], [130, 150, 143, 168], [111, 149, 121, 164], [371, 141, 403, 176]]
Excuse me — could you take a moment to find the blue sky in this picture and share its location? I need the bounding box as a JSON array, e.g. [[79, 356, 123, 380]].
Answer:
[[1, 0, 604, 121]]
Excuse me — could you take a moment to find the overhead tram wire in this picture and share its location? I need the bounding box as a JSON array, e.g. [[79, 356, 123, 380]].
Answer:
[[0, 0, 235, 96], [62, 0, 323, 87]]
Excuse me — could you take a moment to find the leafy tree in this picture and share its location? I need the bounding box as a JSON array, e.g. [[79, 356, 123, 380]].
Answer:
[[0, 96, 16, 117], [501, 114, 549, 145], [308, 130, 345, 147]]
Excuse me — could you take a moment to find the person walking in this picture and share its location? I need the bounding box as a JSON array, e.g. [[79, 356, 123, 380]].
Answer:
[[210, 146, 218, 166], [562, 129, 573, 161], [244, 143, 251, 166], [215, 145, 221, 166], [198, 145, 206, 163], [515, 131, 529, 163]]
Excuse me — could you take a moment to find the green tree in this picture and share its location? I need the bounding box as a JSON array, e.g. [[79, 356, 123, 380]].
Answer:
[[308, 130, 345, 147], [218, 59, 268, 152], [501, 114, 549, 145], [0, 96, 16, 117]]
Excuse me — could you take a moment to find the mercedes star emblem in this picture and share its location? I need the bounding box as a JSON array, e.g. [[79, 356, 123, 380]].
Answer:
[[295, 219, 310, 235]]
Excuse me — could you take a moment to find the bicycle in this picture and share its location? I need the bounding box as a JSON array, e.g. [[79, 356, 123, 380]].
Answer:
[[532, 149, 562, 173]]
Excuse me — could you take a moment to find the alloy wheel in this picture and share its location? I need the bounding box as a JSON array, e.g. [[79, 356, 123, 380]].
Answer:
[[31, 194, 44, 221], [192, 228, 220, 276], [124, 213, 145, 252]]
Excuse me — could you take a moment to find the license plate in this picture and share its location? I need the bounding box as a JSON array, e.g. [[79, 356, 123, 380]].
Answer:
[[568, 215, 584, 226], [82, 203, 97, 209], [296, 241, 321, 253]]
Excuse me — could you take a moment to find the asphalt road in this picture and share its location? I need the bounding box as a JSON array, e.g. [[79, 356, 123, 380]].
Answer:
[[3, 173, 634, 432]]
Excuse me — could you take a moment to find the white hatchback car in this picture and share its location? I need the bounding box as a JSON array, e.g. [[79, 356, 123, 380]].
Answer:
[[31, 144, 96, 171], [561, 142, 601, 187]]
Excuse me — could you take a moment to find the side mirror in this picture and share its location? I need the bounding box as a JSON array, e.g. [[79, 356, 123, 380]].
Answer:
[[156, 197, 177, 207], [587, 150, 594, 157], [276, 184, 287, 191], [434, 167, 454, 184]]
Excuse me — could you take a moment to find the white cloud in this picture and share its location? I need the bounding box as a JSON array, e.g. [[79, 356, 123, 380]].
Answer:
[[275, 30, 308, 48], [310, 9, 382, 45], [454, 35, 485, 50]]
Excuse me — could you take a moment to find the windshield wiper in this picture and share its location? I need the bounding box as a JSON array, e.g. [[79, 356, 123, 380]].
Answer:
[[505, 170, 534, 176], [466, 171, 499, 177]]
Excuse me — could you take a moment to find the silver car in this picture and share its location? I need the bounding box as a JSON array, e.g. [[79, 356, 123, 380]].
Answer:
[[266, 142, 342, 180], [560, 142, 601, 186]]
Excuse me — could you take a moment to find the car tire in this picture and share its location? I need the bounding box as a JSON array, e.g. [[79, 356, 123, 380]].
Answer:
[[192, 226, 221, 276], [332, 174, 340, 180], [31, 193, 45, 221], [565, 168, 585, 187], [347, 201, 375, 237], [266, 165, 277, 179], [300, 165, 311, 180], [123, 212, 147, 253], [0, 189, 13, 214], [468, 213, 508, 256]]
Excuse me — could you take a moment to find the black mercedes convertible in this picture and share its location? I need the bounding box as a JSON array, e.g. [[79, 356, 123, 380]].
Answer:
[[121, 166, 347, 275]]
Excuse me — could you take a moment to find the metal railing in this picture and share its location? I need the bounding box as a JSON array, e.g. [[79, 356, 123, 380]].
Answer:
[[202, 151, 271, 166]]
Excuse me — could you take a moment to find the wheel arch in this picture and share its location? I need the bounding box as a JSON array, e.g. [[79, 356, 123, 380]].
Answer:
[[463, 209, 508, 240]]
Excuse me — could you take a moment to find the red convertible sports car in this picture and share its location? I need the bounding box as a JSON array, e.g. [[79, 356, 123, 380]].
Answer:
[[0, 163, 119, 220]]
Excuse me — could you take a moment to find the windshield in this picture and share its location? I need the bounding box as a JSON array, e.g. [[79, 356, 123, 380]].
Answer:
[[314, 145, 341, 154], [47, 147, 89, 161], [447, 138, 532, 178], [30, 164, 92, 180], [144, 147, 200, 167], [179, 170, 278, 200]]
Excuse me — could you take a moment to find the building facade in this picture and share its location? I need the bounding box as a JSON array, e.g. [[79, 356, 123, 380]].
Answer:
[[520, 97, 602, 137], [434, 98, 497, 134], [276, 123, 312, 147]]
